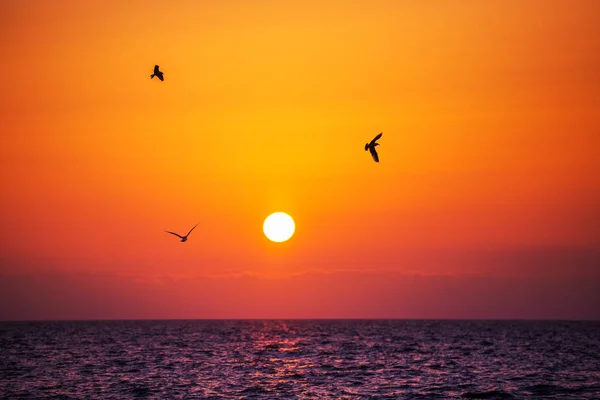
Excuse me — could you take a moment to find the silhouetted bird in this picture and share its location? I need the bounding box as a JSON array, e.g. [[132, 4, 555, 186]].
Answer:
[[150, 65, 164, 81], [165, 223, 198, 242], [365, 132, 383, 162]]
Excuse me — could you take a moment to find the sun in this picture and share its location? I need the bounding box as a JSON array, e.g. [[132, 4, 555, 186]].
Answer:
[[263, 212, 295, 243]]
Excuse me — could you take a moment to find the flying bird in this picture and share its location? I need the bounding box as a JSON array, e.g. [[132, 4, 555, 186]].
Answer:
[[150, 65, 164, 81], [365, 132, 383, 162], [165, 223, 198, 242]]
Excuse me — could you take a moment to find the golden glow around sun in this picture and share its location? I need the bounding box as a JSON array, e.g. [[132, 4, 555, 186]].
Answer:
[[263, 212, 295, 243]]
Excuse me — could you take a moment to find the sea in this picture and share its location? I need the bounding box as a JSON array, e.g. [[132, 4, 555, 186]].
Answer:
[[1, 320, 599, 399]]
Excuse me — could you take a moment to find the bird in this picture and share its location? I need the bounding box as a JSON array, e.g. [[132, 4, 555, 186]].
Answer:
[[150, 65, 164, 81], [365, 132, 383, 162], [165, 223, 198, 242]]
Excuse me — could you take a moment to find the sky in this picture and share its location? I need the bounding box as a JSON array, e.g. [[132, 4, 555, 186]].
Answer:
[[1, 0, 599, 320]]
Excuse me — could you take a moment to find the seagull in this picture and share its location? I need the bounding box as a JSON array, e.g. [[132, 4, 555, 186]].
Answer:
[[365, 132, 383, 162], [165, 223, 198, 242], [150, 65, 164, 81]]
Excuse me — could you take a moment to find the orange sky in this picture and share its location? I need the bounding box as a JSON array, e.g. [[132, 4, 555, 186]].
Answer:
[[1, 0, 599, 319]]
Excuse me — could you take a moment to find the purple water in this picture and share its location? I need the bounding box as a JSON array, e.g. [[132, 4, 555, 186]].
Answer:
[[1, 320, 599, 399]]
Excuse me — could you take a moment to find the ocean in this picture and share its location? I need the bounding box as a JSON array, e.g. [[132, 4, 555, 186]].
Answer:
[[1, 320, 599, 399]]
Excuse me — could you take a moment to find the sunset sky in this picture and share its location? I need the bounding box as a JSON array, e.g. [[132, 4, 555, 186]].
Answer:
[[1, 0, 599, 320]]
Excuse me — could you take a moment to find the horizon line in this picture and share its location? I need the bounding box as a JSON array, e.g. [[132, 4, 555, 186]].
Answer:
[[2, 318, 599, 323]]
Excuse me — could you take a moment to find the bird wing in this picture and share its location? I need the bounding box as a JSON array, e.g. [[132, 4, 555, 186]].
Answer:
[[365, 143, 369, 151], [370, 132, 383, 144], [158, 73, 164, 81], [165, 231, 184, 239], [370, 147, 379, 162], [186, 223, 199, 237], [154, 65, 160, 73]]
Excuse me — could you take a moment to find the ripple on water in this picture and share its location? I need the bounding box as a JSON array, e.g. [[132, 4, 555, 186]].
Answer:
[[1, 320, 599, 399]]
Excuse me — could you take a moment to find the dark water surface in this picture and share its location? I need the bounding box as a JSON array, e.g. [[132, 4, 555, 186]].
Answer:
[[1, 320, 599, 399]]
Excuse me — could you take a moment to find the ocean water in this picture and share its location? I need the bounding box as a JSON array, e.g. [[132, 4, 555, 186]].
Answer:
[[1, 320, 599, 399]]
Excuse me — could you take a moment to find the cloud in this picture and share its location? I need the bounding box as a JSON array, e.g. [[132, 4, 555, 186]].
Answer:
[[1, 264, 598, 321]]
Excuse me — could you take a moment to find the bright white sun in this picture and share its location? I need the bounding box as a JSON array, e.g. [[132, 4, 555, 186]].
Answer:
[[263, 212, 295, 243]]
